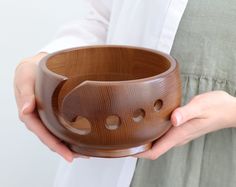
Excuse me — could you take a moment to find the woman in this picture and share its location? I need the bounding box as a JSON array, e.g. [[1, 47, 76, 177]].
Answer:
[[14, 0, 236, 186]]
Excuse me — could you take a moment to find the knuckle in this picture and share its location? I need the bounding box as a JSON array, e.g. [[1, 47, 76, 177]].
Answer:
[[48, 140, 61, 153], [176, 141, 186, 147], [15, 58, 35, 73], [48, 147, 56, 153], [15, 60, 28, 72], [21, 58, 29, 63], [18, 112, 25, 122], [21, 56, 35, 64], [38, 136, 52, 149], [182, 140, 189, 146], [149, 153, 158, 160], [25, 124, 33, 132], [191, 94, 203, 103], [189, 96, 204, 115], [218, 90, 229, 97]]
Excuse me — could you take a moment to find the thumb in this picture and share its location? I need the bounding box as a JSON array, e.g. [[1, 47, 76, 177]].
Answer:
[[171, 98, 203, 127], [14, 62, 37, 115]]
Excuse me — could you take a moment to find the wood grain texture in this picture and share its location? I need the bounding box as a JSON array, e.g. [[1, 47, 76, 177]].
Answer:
[[35, 45, 182, 157]]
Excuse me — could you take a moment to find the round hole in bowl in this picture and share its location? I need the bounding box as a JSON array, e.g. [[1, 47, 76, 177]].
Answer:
[[70, 116, 92, 135], [154, 99, 163, 112], [105, 115, 121, 130], [133, 109, 146, 123]]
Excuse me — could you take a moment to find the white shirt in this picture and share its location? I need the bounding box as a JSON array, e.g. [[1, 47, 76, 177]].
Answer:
[[41, 0, 188, 186]]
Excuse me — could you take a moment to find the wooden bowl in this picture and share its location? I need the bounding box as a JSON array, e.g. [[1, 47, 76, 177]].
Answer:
[[35, 45, 181, 158]]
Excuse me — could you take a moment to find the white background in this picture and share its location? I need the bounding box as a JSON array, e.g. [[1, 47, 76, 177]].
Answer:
[[0, 0, 87, 186]]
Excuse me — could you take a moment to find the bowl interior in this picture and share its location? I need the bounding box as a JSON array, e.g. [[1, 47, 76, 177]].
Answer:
[[45, 46, 172, 116], [46, 46, 171, 82]]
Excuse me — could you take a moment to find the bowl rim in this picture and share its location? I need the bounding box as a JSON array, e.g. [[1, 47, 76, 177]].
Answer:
[[39, 45, 177, 85]]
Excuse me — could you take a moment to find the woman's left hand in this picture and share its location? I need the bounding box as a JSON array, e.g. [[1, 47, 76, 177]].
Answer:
[[135, 91, 236, 160]]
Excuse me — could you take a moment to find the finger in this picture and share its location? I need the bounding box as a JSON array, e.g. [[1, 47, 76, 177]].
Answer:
[[14, 62, 37, 115], [171, 99, 203, 127], [21, 96, 35, 115], [135, 127, 181, 160], [135, 117, 211, 160], [22, 113, 74, 162]]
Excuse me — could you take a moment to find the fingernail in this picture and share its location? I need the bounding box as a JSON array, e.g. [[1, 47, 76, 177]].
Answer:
[[66, 155, 73, 163], [74, 153, 90, 159], [175, 114, 182, 126], [21, 102, 31, 114]]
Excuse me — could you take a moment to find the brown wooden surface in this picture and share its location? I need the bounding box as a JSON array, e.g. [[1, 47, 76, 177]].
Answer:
[[35, 45, 181, 157]]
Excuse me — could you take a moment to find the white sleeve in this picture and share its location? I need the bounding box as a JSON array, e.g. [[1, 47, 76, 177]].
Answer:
[[40, 0, 111, 53]]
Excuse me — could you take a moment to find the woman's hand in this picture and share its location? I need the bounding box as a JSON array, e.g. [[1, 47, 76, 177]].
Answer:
[[14, 53, 87, 162], [135, 91, 236, 160]]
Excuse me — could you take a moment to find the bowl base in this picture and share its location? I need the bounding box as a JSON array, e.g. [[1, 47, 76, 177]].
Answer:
[[69, 143, 152, 158]]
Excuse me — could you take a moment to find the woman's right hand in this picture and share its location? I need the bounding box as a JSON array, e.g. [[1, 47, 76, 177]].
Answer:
[[14, 53, 83, 162]]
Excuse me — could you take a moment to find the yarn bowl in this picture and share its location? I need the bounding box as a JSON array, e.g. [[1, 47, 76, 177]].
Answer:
[[35, 45, 182, 158]]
